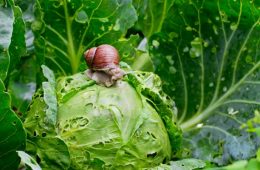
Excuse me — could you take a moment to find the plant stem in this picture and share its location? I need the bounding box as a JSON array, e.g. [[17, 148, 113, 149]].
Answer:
[[64, 0, 78, 74]]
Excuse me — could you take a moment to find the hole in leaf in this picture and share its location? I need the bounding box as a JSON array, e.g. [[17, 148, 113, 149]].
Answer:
[[36, 154, 41, 163], [33, 131, 37, 137], [147, 152, 157, 158], [42, 132, 47, 137], [66, 78, 73, 84]]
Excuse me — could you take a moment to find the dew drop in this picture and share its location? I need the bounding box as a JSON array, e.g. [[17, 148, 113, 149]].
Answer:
[[204, 41, 209, 47], [166, 55, 174, 65], [75, 10, 89, 24], [209, 82, 214, 87], [189, 37, 202, 58], [186, 26, 193, 31], [183, 47, 189, 52], [223, 86, 227, 92], [221, 77, 225, 81], [152, 40, 160, 48], [169, 66, 177, 74]]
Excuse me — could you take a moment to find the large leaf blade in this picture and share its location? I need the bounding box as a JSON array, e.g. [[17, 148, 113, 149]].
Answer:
[[0, 79, 26, 170], [34, 0, 138, 74], [149, 0, 260, 164]]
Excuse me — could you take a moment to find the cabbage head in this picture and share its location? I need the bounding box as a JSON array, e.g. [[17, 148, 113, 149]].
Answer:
[[24, 69, 182, 170]]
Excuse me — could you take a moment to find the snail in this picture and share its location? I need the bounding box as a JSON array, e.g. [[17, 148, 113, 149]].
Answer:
[[84, 44, 125, 87]]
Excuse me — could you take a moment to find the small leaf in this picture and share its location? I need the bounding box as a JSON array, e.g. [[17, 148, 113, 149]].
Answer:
[[41, 65, 57, 125], [149, 0, 260, 165]]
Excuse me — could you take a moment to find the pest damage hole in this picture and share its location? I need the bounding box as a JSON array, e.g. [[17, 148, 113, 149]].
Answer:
[[147, 152, 157, 158], [36, 154, 41, 163], [42, 132, 47, 137]]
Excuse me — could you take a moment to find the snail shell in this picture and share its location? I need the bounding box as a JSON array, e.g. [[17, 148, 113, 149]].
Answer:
[[84, 44, 119, 70]]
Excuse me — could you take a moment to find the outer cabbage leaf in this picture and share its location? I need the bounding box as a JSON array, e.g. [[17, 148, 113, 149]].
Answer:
[[149, 0, 260, 165], [0, 79, 26, 170], [126, 72, 182, 152], [24, 66, 70, 170], [33, 0, 138, 74]]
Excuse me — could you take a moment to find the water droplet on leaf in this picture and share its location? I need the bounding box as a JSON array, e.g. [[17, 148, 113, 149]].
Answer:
[[189, 37, 202, 58], [75, 10, 88, 24], [183, 47, 189, 52], [209, 82, 214, 87], [166, 55, 174, 65], [186, 26, 193, 31], [169, 66, 177, 74], [152, 40, 160, 48]]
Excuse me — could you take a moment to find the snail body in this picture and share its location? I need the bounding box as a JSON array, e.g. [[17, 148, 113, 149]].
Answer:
[[84, 44, 125, 87]]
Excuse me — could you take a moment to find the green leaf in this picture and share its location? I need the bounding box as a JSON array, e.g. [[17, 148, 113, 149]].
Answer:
[[8, 0, 26, 73], [41, 65, 57, 125], [133, 0, 174, 37], [34, 0, 138, 74], [131, 51, 154, 72], [17, 151, 42, 170], [0, 0, 26, 81], [8, 57, 37, 115], [0, 4, 13, 49], [0, 79, 26, 170], [26, 137, 70, 170], [15, 0, 36, 53], [149, 0, 260, 165], [126, 71, 182, 153]]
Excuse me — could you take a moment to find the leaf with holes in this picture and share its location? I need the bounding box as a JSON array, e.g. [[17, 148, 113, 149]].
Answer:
[[149, 0, 260, 165]]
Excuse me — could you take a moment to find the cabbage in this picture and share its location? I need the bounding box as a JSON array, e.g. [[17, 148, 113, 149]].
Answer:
[[24, 70, 182, 169]]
